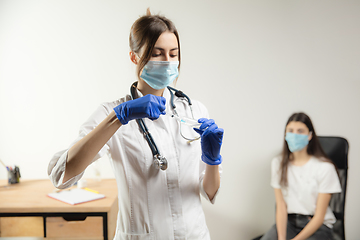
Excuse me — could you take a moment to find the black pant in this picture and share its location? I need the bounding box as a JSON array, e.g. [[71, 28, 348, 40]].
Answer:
[[260, 214, 334, 240]]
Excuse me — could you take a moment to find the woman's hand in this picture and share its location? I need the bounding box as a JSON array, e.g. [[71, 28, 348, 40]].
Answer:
[[194, 118, 224, 165], [113, 94, 166, 125], [291, 193, 331, 240]]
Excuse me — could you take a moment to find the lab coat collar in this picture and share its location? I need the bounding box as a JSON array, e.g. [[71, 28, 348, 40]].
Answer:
[[132, 86, 171, 103]]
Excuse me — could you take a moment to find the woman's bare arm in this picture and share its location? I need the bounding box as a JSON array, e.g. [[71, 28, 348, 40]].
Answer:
[[202, 165, 220, 201], [275, 188, 288, 240], [63, 111, 122, 183]]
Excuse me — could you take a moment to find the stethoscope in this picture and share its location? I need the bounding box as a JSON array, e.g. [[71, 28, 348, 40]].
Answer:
[[130, 82, 199, 171]]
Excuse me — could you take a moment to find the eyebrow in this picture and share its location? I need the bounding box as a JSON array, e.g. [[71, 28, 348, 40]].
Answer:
[[153, 47, 179, 51]]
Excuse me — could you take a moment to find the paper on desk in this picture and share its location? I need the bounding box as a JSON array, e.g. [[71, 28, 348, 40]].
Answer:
[[47, 188, 105, 205]]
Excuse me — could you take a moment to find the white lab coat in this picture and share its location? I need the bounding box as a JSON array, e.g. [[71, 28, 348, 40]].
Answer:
[[48, 87, 222, 240]]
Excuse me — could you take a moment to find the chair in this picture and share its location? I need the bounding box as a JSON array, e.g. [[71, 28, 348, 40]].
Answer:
[[252, 136, 349, 240], [318, 136, 349, 240]]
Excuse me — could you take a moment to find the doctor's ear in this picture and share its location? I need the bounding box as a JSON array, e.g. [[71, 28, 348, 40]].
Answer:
[[129, 51, 138, 65]]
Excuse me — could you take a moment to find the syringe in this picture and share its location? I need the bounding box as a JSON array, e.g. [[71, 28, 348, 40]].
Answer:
[[169, 114, 202, 129]]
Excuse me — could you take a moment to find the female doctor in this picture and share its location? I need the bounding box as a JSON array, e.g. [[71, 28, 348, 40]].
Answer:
[[48, 9, 224, 240]]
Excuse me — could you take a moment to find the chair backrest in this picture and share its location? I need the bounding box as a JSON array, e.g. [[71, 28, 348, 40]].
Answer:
[[318, 136, 349, 240]]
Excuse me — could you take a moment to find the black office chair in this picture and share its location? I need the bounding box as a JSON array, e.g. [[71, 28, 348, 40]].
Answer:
[[253, 136, 349, 240], [318, 136, 349, 240]]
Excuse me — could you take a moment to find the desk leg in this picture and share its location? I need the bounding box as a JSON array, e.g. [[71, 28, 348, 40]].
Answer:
[[43, 216, 47, 237], [103, 213, 108, 240]]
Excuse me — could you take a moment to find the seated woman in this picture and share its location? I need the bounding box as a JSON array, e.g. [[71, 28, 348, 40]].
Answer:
[[261, 112, 341, 240]]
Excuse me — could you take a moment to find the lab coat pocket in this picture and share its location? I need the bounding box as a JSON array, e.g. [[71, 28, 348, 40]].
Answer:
[[116, 232, 152, 240], [193, 210, 209, 238]]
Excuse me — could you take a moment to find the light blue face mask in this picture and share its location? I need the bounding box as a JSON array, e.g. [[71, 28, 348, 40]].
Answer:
[[140, 61, 179, 90], [285, 132, 310, 152]]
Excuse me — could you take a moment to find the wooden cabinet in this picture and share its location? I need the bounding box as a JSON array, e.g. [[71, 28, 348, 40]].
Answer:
[[0, 179, 118, 239], [0, 216, 105, 239]]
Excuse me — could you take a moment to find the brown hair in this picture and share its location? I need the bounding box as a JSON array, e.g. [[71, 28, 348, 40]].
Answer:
[[129, 8, 181, 80], [279, 112, 335, 187]]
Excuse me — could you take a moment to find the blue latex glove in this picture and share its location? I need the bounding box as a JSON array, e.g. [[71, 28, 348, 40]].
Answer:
[[113, 94, 166, 125], [194, 118, 224, 165]]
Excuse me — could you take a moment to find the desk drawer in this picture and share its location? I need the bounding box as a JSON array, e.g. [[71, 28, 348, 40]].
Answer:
[[46, 216, 103, 238], [0, 217, 43, 236]]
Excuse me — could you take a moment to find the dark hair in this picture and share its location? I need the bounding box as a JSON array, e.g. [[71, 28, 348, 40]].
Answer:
[[279, 112, 334, 187], [129, 8, 181, 80]]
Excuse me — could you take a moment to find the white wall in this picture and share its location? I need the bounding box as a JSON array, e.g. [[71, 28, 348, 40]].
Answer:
[[0, 0, 359, 239]]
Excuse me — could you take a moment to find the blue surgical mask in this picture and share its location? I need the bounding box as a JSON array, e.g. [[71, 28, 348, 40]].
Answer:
[[285, 132, 310, 152], [140, 61, 179, 90]]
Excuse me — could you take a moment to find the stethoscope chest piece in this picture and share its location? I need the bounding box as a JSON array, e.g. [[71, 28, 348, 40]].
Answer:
[[153, 155, 168, 171], [131, 82, 194, 171]]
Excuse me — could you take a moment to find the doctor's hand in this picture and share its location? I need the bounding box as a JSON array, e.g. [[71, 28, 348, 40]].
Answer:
[[113, 94, 166, 125], [194, 118, 224, 165]]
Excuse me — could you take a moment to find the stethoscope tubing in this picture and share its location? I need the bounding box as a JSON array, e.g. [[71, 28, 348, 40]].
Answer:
[[130, 82, 168, 170], [130, 82, 197, 170], [136, 118, 160, 157]]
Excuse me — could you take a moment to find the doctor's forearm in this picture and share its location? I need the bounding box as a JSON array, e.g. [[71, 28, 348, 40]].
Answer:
[[202, 165, 220, 201], [63, 111, 122, 183]]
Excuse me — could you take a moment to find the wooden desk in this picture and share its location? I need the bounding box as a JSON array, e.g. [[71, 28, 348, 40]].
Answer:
[[0, 179, 118, 239]]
